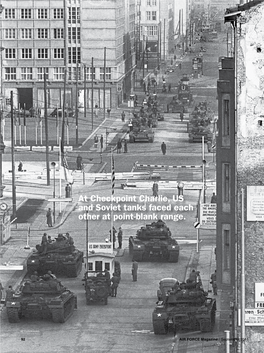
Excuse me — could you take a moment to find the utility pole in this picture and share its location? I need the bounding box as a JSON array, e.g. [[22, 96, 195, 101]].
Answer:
[[103, 47, 106, 120], [75, 62, 79, 146], [44, 73, 50, 186], [10, 91, 16, 219], [0, 105, 5, 198], [84, 64, 87, 119], [91, 57, 94, 130], [163, 19, 166, 62]]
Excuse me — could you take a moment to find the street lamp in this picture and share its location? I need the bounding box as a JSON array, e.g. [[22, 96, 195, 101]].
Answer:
[[51, 162, 56, 224]]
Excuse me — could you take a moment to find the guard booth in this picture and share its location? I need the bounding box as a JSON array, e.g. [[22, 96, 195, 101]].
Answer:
[[86, 242, 120, 277]]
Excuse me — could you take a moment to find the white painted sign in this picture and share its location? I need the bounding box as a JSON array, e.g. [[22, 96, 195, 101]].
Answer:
[[245, 308, 264, 326], [255, 283, 264, 302], [88, 242, 113, 253], [247, 186, 264, 221], [200, 203, 216, 229]]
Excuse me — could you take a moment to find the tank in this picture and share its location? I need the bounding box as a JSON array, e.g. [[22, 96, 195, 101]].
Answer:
[[129, 128, 154, 142], [27, 234, 84, 277], [178, 75, 193, 106], [188, 101, 213, 142], [152, 281, 216, 334], [129, 220, 179, 262], [83, 271, 110, 305], [6, 278, 77, 323]]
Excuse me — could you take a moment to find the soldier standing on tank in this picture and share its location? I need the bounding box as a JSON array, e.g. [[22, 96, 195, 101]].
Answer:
[[189, 269, 197, 283], [30, 271, 39, 282], [110, 273, 119, 297], [132, 260, 138, 281], [41, 232, 48, 253], [5, 286, 15, 303]]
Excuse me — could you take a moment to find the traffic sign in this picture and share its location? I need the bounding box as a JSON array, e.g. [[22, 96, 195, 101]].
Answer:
[[48, 198, 73, 202]]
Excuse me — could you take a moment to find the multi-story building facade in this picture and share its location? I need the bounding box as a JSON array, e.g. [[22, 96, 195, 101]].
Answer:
[[216, 0, 264, 351], [0, 0, 136, 112]]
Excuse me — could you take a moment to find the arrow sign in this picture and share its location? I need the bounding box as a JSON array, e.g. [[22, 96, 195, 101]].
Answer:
[[194, 221, 200, 228]]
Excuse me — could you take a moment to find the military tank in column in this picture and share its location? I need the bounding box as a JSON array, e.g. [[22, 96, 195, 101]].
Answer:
[[129, 220, 179, 262], [152, 281, 216, 334], [27, 234, 83, 277], [6, 278, 77, 323]]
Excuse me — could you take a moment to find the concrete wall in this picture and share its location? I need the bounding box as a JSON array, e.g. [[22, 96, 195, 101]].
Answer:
[[236, 2, 264, 351]]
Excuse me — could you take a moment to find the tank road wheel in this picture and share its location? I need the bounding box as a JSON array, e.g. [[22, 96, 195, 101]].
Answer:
[[52, 297, 75, 323], [7, 307, 20, 323], [168, 252, 179, 263], [153, 320, 168, 335]]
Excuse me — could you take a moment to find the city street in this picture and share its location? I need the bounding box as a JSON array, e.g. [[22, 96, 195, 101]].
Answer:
[[0, 28, 229, 353]]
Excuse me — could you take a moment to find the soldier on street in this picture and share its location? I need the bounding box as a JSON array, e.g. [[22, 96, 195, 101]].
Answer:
[[189, 269, 197, 283], [117, 227, 123, 249], [132, 260, 138, 281], [46, 208, 52, 227], [41, 232, 48, 253], [30, 271, 39, 282], [121, 111, 125, 121], [100, 134, 104, 150], [117, 139, 122, 153], [161, 142, 167, 155], [0, 281, 3, 303], [124, 139, 128, 153], [104, 270, 111, 295], [152, 181, 159, 197], [109, 227, 117, 249], [110, 273, 119, 297], [76, 154, 83, 170], [211, 192, 217, 203], [210, 270, 217, 295]]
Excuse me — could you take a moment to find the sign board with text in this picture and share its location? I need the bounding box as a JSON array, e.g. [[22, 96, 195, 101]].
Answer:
[[200, 203, 216, 229], [247, 186, 264, 221], [245, 308, 264, 326], [88, 242, 113, 253]]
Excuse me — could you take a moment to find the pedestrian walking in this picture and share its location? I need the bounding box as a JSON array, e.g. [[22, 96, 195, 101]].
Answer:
[[100, 134, 104, 150], [211, 192, 217, 203], [117, 139, 122, 153], [179, 62, 182, 70], [117, 227, 123, 249], [132, 260, 138, 281], [5, 285, 15, 302], [210, 270, 217, 295], [107, 108, 111, 118], [94, 104, 99, 117], [46, 208, 52, 227], [121, 111, 125, 122], [76, 154, 83, 170], [152, 181, 158, 197], [94, 134, 99, 148], [161, 142, 167, 155], [110, 273, 120, 297], [124, 139, 128, 153]]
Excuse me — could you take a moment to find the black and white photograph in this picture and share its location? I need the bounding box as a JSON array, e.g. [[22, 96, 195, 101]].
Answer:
[[0, 0, 263, 352]]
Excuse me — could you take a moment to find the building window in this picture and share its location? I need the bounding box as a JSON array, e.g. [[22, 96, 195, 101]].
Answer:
[[152, 11, 157, 20], [5, 29, 16, 39], [5, 9, 15, 19], [68, 47, 80, 64], [21, 48, 32, 59], [223, 163, 230, 203], [5, 48, 16, 59], [105, 263, 110, 271], [68, 27, 80, 44], [147, 26, 158, 36], [152, 0, 157, 5], [100, 67, 111, 81], [37, 9, 48, 19], [21, 67, 33, 80], [37, 67, 49, 81], [146, 11, 151, 20], [54, 28, 64, 39], [5, 68, 17, 80], [147, 0, 151, 5], [37, 29, 48, 39], [38, 48, 48, 59], [223, 99, 230, 136], [85, 67, 95, 81], [88, 262, 93, 271], [223, 228, 230, 270], [68, 7, 80, 24], [21, 9, 32, 19], [21, 29, 32, 39], [54, 48, 64, 59], [53, 8, 64, 19], [53, 67, 64, 81]]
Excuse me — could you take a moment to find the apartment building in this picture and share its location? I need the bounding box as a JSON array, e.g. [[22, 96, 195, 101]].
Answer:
[[0, 0, 136, 112]]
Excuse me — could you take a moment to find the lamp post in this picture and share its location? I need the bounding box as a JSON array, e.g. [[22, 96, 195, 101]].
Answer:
[[0, 0, 5, 198], [51, 162, 56, 224]]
